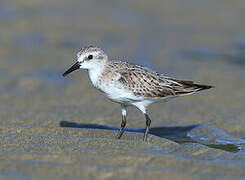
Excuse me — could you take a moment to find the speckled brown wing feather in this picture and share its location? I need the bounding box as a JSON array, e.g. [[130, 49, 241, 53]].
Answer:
[[109, 61, 213, 98]]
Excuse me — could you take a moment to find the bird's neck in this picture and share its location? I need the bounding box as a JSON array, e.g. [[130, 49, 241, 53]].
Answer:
[[88, 63, 106, 88]]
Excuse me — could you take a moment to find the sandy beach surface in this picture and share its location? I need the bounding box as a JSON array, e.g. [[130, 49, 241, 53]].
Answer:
[[0, 0, 245, 179]]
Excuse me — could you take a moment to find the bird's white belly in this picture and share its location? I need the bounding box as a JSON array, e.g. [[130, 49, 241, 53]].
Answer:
[[98, 82, 142, 104]]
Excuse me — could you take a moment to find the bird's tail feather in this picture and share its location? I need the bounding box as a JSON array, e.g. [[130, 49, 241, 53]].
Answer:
[[174, 80, 214, 96]]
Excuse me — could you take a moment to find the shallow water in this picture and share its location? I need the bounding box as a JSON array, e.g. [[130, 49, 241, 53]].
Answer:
[[0, 0, 245, 179]]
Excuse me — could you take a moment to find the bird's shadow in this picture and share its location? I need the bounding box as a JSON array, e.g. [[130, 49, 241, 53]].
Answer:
[[59, 121, 242, 153], [59, 120, 199, 143]]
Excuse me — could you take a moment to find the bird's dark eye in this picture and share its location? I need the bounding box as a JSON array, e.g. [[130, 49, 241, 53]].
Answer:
[[88, 55, 93, 60]]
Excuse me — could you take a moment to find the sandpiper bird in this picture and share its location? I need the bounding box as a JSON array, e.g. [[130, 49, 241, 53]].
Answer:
[[63, 45, 213, 141]]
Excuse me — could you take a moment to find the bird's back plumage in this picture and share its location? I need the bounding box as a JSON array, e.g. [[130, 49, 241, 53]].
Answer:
[[101, 61, 213, 99]]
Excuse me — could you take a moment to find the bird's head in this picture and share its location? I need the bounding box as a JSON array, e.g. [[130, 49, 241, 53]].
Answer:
[[63, 45, 108, 77]]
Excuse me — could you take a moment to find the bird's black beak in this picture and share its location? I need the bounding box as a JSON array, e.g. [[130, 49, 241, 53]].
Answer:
[[62, 61, 80, 77]]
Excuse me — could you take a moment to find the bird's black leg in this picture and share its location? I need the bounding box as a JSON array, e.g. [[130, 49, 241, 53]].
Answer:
[[116, 104, 127, 139], [143, 113, 151, 141]]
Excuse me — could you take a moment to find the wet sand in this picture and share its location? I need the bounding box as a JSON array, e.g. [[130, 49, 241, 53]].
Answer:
[[0, 0, 245, 179]]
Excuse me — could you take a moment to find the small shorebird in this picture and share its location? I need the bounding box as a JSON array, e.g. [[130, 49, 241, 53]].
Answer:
[[63, 45, 213, 141]]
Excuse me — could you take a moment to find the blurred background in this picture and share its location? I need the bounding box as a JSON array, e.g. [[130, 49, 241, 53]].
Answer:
[[0, 0, 245, 179]]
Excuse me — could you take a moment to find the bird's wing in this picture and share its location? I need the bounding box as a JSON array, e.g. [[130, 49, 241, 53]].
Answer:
[[113, 62, 212, 98]]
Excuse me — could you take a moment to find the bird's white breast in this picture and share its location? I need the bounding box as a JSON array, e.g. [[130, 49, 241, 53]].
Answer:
[[88, 68, 142, 104]]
